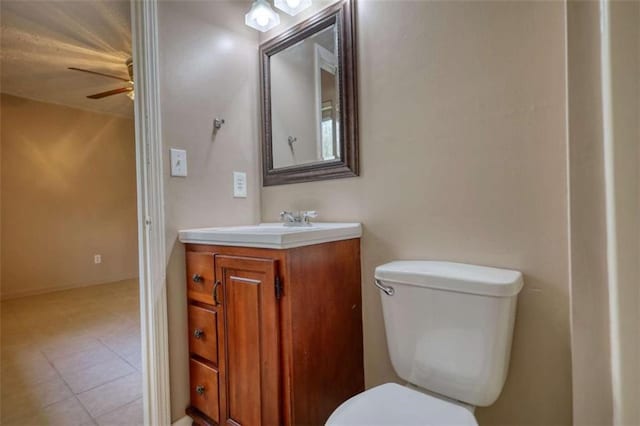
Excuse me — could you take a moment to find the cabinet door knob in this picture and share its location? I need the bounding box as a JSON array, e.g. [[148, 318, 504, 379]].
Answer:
[[192, 274, 204, 283], [196, 385, 205, 395], [193, 329, 204, 339]]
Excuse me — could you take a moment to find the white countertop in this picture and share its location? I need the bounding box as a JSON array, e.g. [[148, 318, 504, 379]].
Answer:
[[178, 222, 362, 249]]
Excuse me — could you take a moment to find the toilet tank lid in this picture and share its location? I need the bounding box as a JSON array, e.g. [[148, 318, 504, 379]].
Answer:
[[374, 261, 523, 297]]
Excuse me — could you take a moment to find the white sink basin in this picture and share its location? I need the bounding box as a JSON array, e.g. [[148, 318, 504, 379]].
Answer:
[[178, 222, 362, 249]]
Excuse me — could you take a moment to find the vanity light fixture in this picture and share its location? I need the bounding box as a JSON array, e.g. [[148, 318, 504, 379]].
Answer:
[[245, 0, 281, 32], [274, 0, 312, 16]]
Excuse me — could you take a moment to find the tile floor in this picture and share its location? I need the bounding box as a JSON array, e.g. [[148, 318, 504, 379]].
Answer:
[[1, 279, 143, 426]]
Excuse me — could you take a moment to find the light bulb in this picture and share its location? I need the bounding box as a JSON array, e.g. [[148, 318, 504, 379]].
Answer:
[[274, 0, 311, 16], [255, 11, 270, 27], [245, 0, 280, 32]]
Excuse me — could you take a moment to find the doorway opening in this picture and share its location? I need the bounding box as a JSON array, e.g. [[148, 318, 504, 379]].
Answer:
[[1, 1, 144, 424]]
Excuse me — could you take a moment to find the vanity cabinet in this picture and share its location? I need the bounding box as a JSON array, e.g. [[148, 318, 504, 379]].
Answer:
[[184, 239, 364, 426]]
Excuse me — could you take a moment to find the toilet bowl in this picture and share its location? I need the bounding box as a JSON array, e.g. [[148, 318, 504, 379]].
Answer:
[[327, 383, 477, 426], [327, 261, 523, 425]]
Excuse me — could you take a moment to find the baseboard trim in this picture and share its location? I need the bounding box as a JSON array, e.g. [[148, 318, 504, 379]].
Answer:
[[172, 415, 192, 426], [0, 277, 139, 301]]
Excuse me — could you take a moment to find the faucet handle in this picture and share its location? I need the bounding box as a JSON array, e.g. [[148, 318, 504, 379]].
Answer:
[[303, 210, 318, 219], [280, 211, 295, 223], [302, 211, 318, 224]]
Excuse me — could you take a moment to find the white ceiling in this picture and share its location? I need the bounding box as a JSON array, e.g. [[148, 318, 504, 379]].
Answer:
[[1, 0, 133, 117]]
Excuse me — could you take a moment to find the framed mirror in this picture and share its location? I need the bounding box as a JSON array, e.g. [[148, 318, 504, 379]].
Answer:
[[260, 0, 358, 186]]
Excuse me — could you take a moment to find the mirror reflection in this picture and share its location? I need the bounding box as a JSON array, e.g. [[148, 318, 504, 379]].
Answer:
[[270, 24, 340, 169]]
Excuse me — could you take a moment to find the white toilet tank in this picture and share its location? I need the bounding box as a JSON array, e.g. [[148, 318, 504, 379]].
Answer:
[[375, 261, 523, 407]]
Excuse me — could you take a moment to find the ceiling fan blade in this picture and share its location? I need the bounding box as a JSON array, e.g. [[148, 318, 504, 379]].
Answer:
[[69, 67, 130, 82], [87, 87, 133, 99]]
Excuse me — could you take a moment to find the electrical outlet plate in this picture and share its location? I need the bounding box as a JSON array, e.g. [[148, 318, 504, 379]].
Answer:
[[94, 254, 102, 264], [233, 172, 247, 198]]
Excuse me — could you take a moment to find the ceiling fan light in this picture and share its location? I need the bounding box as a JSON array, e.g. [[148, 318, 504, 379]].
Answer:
[[127, 91, 135, 101], [274, 0, 311, 16], [245, 0, 280, 32]]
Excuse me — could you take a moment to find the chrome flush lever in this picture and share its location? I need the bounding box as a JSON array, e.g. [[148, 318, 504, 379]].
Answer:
[[374, 279, 395, 296]]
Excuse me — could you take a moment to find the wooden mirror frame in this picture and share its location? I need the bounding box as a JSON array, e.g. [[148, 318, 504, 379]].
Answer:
[[260, 0, 358, 186]]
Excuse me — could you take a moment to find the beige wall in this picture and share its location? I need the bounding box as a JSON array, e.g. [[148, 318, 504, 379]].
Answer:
[[261, 1, 572, 425], [0, 94, 138, 299], [566, 2, 613, 424], [156, 1, 260, 419]]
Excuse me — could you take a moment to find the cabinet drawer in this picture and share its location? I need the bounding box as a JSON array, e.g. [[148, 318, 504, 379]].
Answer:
[[188, 305, 218, 364], [186, 252, 215, 305], [189, 358, 219, 424]]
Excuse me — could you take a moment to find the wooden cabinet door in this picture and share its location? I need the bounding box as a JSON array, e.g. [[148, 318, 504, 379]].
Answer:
[[215, 255, 280, 426]]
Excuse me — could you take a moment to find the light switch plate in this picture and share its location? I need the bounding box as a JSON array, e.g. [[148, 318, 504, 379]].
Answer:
[[233, 171, 247, 198], [170, 148, 187, 177]]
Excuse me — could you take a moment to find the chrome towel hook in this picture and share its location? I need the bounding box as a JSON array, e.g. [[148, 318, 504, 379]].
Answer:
[[213, 117, 225, 130], [374, 279, 395, 296]]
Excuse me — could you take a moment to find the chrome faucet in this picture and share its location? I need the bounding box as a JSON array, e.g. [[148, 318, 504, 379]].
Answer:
[[280, 210, 318, 226]]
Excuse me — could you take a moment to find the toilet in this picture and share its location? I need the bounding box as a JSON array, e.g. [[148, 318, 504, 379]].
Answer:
[[327, 261, 524, 425]]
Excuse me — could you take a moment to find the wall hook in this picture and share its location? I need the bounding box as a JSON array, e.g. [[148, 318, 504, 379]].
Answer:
[[213, 118, 225, 130], [288, 136, 297, 152]]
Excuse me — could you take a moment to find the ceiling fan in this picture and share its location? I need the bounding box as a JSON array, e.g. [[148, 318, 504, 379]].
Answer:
[[68, 58, 134, 100]]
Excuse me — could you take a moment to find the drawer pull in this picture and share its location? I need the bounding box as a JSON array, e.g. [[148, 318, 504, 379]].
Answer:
[[192, 274, 204, 283], [196, 385, 205, 395], [213, 280, 221, 306], [193, 329, 205, 339]]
